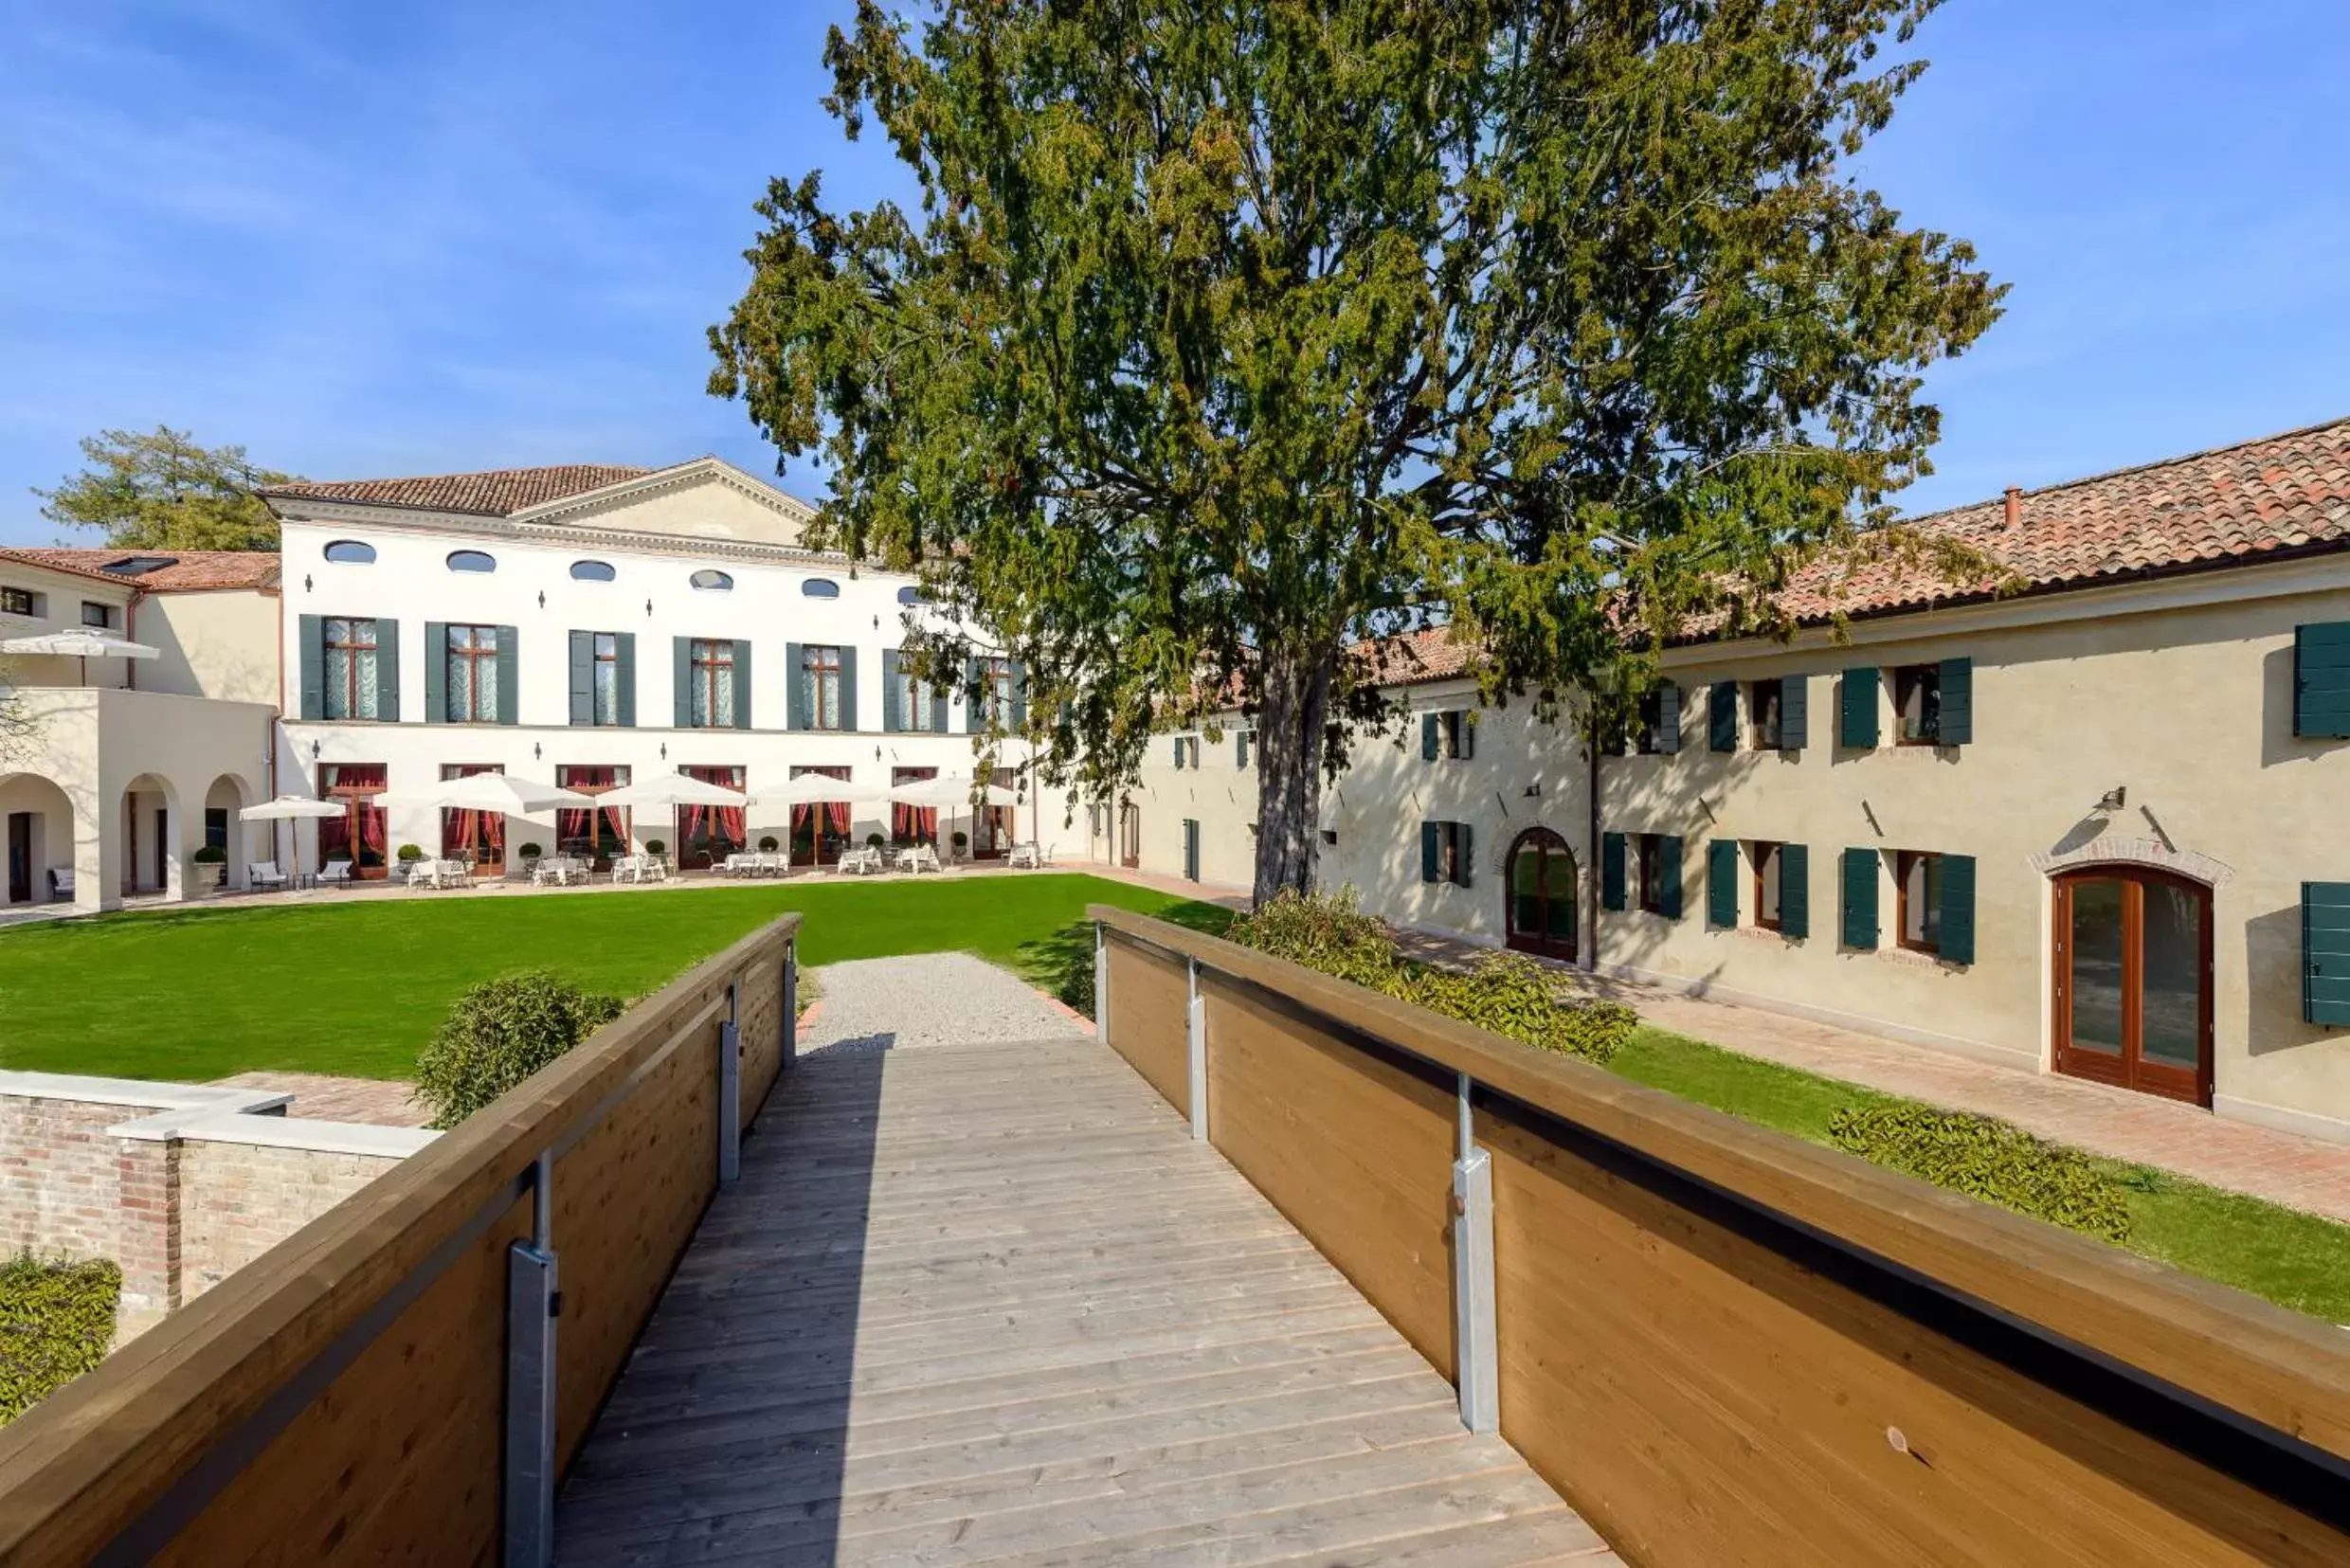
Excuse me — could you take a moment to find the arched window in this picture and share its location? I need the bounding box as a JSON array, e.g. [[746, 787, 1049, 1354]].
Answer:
[[323, 540, 376, 565], [690, 568, 733, 592], [895, 586, 924, 604], [1505, 828, 1578, 963], [446, 550, 497, 574], [801, 578, 841, 599], [569, 559, 617, 582]]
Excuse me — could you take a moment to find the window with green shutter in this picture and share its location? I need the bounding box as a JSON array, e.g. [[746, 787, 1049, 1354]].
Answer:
[[1601, 832, 1627, 911], [2295, 623, 2350, 737], [1708, 682, 1738, 752], [1841, 848, 1879, 949], [1654, 834, 1683, 918], [2303, 883, 2350, 1023], [1779, 843, 1809, 939], [1706, 839, 1739, 928], [1779, 674, 1806, 751], [1940, 854, 1977, 965], [1420, 821, 1473, 886], [1938, 657, 1973, 745], [1891, 849, 1973, 963], [1636, 684, 1680, 754], [1839, 667, 1879, 748]]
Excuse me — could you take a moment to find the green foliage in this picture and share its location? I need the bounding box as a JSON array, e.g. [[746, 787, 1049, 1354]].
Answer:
[[758, 836, 781, 852], [518, 842, 543, 859], [413, 971, 625, 1129], [645, 838, 666, 855], [0, 1253, 120, 1426], [190, 844, 226, 865], [1828, 1105, 2132, 1244], [396, 843, 425, 861], [866, 833, 885, 849], [713, 0, 2002, 901], [1227, 891, 1631, 1066], [35, 425, 291, 550]]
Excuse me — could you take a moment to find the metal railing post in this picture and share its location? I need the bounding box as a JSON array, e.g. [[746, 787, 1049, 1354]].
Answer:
[[503, 1151, 559, 1567], [782, 938, 797, 1073], [1094, 921, 1111, 1046], [1451, 1072, 1499, 1434], [717, 981, 741, 1187], [1185, 956, 1207, 1142]]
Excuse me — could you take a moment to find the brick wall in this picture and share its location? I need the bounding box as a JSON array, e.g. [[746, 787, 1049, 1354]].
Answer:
[[180, 1141, 407, 1302], [0, 1094, 153, 1260]]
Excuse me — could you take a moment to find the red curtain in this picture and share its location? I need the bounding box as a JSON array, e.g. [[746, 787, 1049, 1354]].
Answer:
[[791, 804, 810, 834], [447, 809, 475, 856], [484, 813, 503, 854], [681, 804, 705, 842], [605, 805, 629, 843], [361, 806, 386, 856], [823, 802, 849, 838], [718, 806, 745, 843], [557, 808, 589, 842]]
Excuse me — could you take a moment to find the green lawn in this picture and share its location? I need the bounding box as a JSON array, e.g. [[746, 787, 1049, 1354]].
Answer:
[[1610, 1027, 2350, 1323], [0, 874, 1228, 1083]]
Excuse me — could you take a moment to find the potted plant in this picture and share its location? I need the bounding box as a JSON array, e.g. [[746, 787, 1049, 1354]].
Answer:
[[518, 841, 544, 862], [190, 843, 226, 892], [866, 832, 886, 851], [396, 842, 425, 883], [757, 835, 780, 852], [950, 830, 968, 860], [645, 838, 667, 858]]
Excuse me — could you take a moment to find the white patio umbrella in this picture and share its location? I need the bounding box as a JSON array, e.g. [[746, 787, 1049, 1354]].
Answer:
[[749, 773, 861, 806], [0, 628, 160, 685], [237, 795, 347, 883], [885, 775, 1019, 859], [374, 774, 592, 813], [594, 770, 750, 807]]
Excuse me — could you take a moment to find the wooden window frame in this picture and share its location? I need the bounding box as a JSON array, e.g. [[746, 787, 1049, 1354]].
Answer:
[[323, 617, 381, 721], [802, 644, 844, 730], [81, 601, 115, 629], [1752, 840, 1783, 932], [1891, 664, 1942, 747], [590, 633, 622, 726], [445, 624, 500, 724], [1437, 711, 1466, 760], [1895, 849, 1943, 953], [1636, 832, 1664, 914], [896, 668, 939, 731], [978, 657, 1016, 726], [1636, 691, 1667, 755], [0, 587, 32, 617], [690, 638, 735, 728], [1748, 681, 1782, 750]]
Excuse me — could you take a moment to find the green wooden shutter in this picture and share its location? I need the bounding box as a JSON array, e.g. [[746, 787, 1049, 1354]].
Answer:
[[297, 615, 324, 720], [1939, 854, 1977, 965], [374, 620, 399, 721], [836, 645, 855, 730], [1656, 683, 1680, 753], [931, 681, 949, 733], [674, 637, 694, 727], [784, 642, 805, 730], [613, 633, 635, 726], [2294, 624, 2350, 737], [1601, 832, 1626, 911], [1939, 657, 1973, 746], [1780, 844, 1809, 939], [569, 631, 593, 726], [1420, 821, 1440, 883], [1236, 730, 1249, 767], [1839, 667, 1879, 748], [424, 622, 447, 723], [1454, 822, 1473, 888], [1457, 713, 1474, 760], [1780, 674, 1806, 751], [494, 626, 518, 725], [1841, 848, 1878, 949], [1708, 681, 1738, 752], [1707, 839, 1739, 928], [733, 640, 754, 729], [1657, 835, 1684, 918], [1008, 659, 1026, 730], [2302, 883, 2350, 1023], [882, 650, 903, 731], [1421, 712, 1439, 761]]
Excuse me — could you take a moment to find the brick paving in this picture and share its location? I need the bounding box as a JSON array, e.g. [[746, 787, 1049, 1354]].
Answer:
[[1391, 928, 2350, 1227], [209, 1072, 428, 1127]]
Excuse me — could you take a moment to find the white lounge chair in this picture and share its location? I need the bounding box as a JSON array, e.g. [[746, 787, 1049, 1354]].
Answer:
[[316, 860, 354, 889], [248, 861, 288, 891], [47, 867, 73, 900], [1008, 841, 1041, 870]]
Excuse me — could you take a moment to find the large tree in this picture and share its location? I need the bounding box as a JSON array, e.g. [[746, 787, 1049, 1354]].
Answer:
[[36, 426, 292, 550], [711, 0, 2002, 905]]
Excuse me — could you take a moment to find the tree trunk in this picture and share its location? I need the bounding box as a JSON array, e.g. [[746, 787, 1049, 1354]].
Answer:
[[1251, 644, 1332, 907]]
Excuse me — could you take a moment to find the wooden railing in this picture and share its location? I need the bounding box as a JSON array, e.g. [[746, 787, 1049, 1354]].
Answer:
[[1092, 906, 2350, 1566], [0, 912, 800, 1568]]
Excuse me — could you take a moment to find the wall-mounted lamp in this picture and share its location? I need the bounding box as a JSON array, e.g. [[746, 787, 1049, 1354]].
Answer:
[[302, 574, 313, 593], [537, 590, 546, 609], [533, 742, 542, 761], [659, 743, 668, 761], [2096, 785, 2127, 811], [645, 599, 655, 618], [310, 740, 319, 760], [875, 746, 882, 761]]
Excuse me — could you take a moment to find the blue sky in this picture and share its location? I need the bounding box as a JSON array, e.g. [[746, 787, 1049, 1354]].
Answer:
[[2, 2, 2344, 546]]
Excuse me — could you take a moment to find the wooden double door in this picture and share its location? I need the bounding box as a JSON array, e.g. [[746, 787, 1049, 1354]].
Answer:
[[2051, 867, 2213, 1106], [1505, 828, 1578, 962]]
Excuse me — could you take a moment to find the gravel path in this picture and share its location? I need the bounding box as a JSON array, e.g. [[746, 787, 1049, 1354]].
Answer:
[[801, 952, 1085, 1054]]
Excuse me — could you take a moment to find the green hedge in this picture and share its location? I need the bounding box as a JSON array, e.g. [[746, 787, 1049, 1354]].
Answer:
[[413, 970, 625, 1129], [1226, 890, 1634, 1066], [1, 1253, 121, 1426], [1828, 1105, 2132, 1243]]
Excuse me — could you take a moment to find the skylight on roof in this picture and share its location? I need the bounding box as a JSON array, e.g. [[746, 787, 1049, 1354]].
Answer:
[[100, 555, 178, 576]]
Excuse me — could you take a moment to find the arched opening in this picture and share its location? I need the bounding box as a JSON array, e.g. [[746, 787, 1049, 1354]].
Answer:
[[1506, 827, 1578, 962], [2052, 865, 2213, 1106], [203, 774, 253, 892], [119, 771, 181, 900], [0, 772, 78, 906]]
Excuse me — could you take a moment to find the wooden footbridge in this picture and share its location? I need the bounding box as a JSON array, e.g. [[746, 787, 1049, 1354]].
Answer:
[[0, 909, 2345, 1566]]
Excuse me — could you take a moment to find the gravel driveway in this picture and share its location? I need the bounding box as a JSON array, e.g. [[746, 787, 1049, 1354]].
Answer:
[[801, 952, 1084, 1054]]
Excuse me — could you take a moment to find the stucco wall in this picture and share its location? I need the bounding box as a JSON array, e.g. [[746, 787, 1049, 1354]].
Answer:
[[548, 469, 813, 547], [138, 588, 281, 704]]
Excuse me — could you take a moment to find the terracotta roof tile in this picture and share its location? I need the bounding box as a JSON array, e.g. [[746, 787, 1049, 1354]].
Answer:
[[261, 463, 654, 516], [0, 548, 143, 589], [3, 549, 280, 591], [1770, 415, 2350, 625], [1351, 627, 1475, 688]]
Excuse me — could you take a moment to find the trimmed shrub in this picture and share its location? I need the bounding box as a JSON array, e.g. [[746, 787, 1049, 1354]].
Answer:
[[518, 841, 544, 859], [644, 838, 666, 855], [0, 1253, 120, 1426], [413, 971, 625, 1129], [1828, 1105, 2132, 1243], [1226, 891, 1632, 1066], [866, 833, 886, 849], [758, 835, 780, 852], [190, 844, 226, 865], [396, 843, 425, 862]]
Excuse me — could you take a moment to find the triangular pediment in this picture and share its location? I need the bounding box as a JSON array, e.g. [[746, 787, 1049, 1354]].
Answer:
[[513, 459, 819, 548]]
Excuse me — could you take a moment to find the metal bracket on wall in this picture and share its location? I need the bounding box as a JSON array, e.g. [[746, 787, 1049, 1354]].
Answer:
[[504, 1151, 558, 1568], [717, 982, 741, 1187], [1094, 922, 1111, 1048], [1185, 956, 1208, 1142], [782, 941, 797, 1073], [1451, 1072, 1499, 1435]]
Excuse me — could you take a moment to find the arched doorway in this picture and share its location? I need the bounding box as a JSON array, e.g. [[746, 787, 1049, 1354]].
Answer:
[[1505, 828, 1578, 962], [2052, 866, 2213, 1106], [0, 772, 77, 905], [119, 772, 180, 899]]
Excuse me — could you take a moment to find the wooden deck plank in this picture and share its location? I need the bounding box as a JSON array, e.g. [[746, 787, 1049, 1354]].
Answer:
[[556, 1034, 1615, 1566]]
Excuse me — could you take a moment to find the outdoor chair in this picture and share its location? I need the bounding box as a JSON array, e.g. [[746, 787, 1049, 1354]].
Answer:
[[719, 853, 757, 878], [248, 861, 288, 892], [316, 861, 355, 889], [1008, 841, 1041, 870], [47, 867, 73, 900]]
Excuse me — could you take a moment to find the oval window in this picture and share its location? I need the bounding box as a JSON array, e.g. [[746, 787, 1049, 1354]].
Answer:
[[570, 559, 616, 582], [323, 540, 376, 565], [801, 578, 841, 599], [446, 550, 497, 574], [690, 568, 733, 592], [895, 586, 924, 604]]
